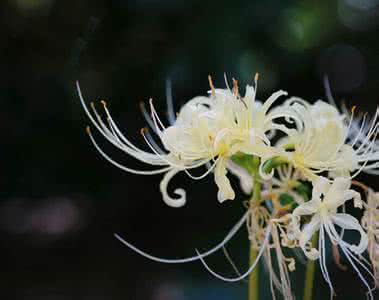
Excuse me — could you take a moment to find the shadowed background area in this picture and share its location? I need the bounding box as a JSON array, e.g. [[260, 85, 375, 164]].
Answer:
[[0, 0, 378, 299]]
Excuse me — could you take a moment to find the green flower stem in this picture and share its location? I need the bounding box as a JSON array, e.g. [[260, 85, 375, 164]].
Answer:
[[303, 232, 318, 300], [248, 247, 259, 300], [262, 156, 287, 174], [248, 156, 261, 300]]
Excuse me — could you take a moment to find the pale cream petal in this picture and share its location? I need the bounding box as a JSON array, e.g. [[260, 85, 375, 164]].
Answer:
[[260, 90, 288, 117], [215, 158, 235, 202], [343, 190, 362, 208], [324, 177, 351, 208], [159, 168, 186, 207], [292, 199, 319, 217], [299, 215, 321, 260], [300, 215, 321, 246], [311, 176, 330, 202], [332, 213, 368, 254]]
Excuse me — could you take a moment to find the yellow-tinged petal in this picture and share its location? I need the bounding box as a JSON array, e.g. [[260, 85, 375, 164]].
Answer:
[[214, 157, 235, 202], [299, 215, 321, 260]]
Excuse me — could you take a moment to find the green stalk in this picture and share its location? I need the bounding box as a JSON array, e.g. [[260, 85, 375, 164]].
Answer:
[[261, 156, 287, 174], [303, 232, 318, 300], [248, 156, 261, 300], [248, 247, 259, 300]]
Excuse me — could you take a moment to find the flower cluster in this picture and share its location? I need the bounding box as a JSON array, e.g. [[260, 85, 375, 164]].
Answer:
[[77, 75, 378, 300]]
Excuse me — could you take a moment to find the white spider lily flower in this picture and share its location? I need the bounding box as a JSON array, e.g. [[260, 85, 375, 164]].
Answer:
[[282, 100, 355, 179], [77, 78, 288, 205], [362, 189, 379, 286], [161, 78, 287, 202], [277, 99, 378, 180], [290, 176, 374, 299]]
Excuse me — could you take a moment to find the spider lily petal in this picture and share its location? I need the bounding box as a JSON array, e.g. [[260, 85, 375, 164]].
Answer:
[[331, 213, 368, 254], [298, 215, 321, 260]]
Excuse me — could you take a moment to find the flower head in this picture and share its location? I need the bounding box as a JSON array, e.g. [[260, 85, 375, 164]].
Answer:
[[77, 76, 288, 206], [290, 176, 373, 299], [277, 99, 378, 181]]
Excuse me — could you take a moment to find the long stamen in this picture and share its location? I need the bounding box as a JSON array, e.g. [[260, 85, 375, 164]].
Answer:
[[100, 101, 155, 156], [165, 78, 176, 125], [78, 83, 158, 164], [144, 128, 166, 155], [114, 211, 250, 264], [350, 113, 368, 148], [140, 101, 160, 136], [222, 246, 244, 279], [149, 98, 167, 133], [86, 127, 171, 175], [323, 75, 337, 108], [77, 82, 130, 152], [140, 129, 211, 170], [340, 245, 375, 300], [341, 242, 377, 287], [224, 73, 231, 92], [183, 158, 218, 180], [196, 224, 271, 282], [208, 75, 216, 97], [319, 226, 335, 299]]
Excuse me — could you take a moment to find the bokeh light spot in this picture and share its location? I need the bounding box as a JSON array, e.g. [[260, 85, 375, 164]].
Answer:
[[338, 0, 379, 31], [275, 7, 324, 52], [12, 0, 54, 15]]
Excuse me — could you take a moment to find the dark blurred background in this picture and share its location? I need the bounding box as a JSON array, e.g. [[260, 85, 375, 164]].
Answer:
[[0, 0, 378, 299]]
